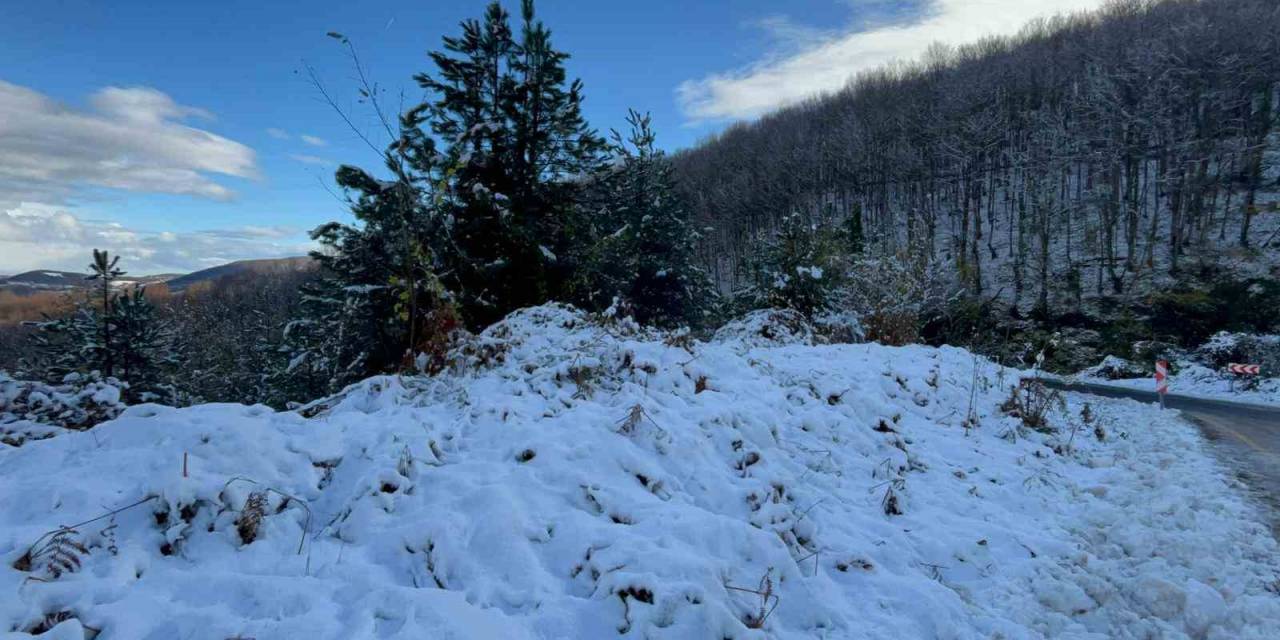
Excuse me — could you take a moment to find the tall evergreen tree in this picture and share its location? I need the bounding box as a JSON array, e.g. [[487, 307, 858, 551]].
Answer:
[[88, 249, 124, 377], [285, 0, 611, 404], [409, 0, 605, 328], [579, 110, 714, 326]]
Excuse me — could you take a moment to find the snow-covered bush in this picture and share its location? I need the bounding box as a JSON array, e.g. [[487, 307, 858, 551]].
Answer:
[[1195, 331, 1280, 372], [1045, 327, 1102, 373], [742, 213, 839, 317], [1127, 339, 1182, 368], [1082, 355, 1148, 380], [999, 379, 1064, 433], [0, 371, 126, 433], [841, 249, 953, 346], [712, 309, 820, 348], [24, 250, 181, 405], [812, 309, 865, 344]]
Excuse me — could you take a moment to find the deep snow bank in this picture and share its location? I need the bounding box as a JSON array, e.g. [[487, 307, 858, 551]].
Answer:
[[2, 305, 1277, 639]]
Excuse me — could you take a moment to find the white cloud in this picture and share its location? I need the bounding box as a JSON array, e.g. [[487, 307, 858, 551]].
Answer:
[[289, 154, 332, 167], [677, 0, 1109, 122], [0, 202, 313, 274], [0, 81, 258, 207], [752, 15, 838, 49], [300, 134, 328, 147], [266, 127, 290, 140]]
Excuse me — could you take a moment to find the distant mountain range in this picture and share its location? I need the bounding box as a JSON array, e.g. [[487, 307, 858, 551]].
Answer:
[[163, 256, 315, 292], [0, 270, 175, 295], [0, 257, 315, 296]]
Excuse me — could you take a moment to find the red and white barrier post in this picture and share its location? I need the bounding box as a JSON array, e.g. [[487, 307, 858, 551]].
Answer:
[[1227, 363, 1261, 391], [1155, 360, 1169, 409]]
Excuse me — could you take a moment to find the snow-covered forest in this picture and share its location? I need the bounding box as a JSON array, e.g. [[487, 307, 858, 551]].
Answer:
[[676, 0, 1280, 313]]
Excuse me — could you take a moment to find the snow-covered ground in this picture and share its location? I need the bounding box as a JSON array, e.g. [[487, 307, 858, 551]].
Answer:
[[2, 305, 1278, 639]]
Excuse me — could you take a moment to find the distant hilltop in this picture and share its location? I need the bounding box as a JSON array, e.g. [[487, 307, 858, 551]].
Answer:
[[0, 256, 315, 296]]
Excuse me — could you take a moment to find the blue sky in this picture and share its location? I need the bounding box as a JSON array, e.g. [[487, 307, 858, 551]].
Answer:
[[0, 0, 1105, 274]]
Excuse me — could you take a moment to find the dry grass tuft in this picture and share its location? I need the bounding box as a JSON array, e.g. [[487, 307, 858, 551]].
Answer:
[[616, 404, 667, 440], [725, 569, 780, 630], [236, 491, 267, 545], [694, 375, 709, 394], [13, 495, 156, 578], [1000, 379, 1064, 432], [13, 528, 89, 579]]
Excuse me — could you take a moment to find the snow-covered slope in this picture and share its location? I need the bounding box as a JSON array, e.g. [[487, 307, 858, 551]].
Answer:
[[2, 306, 1277, 639]]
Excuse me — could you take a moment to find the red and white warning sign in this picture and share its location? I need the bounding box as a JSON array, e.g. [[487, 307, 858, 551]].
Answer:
[[1228, 363, 1262, 375], [1155, 360, 1169, 395]]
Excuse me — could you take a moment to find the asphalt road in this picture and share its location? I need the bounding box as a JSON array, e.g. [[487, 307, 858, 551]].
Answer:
[[1042, 379, 1280, 537]]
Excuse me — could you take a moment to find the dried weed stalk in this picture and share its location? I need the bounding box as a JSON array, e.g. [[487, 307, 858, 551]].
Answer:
[[725, 569, 780, 629]]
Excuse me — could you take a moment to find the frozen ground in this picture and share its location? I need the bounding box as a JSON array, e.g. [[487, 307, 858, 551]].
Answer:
[[2, 305, 1278, 639]]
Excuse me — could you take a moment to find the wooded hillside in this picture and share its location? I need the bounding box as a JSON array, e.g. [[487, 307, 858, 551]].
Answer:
[[675, 0, 1280, 313]]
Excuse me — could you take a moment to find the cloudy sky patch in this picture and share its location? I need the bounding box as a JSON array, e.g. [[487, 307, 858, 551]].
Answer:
[[0, 202, 311, 275], [0, 81, 257, 207], [677, 0, 1109, 122]]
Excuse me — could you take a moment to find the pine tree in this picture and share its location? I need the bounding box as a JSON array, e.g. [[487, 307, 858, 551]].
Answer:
[[409, 0, 605, 328], [579, 110, 714, 326], [87, 249, 124, 377], [111, 287, 179, 402], [284, 0, 606, 403], [279, 165, 456, 403], [278, 274, 376, 402], [746, 214, 837, 317], [28, 251, 180, 403], [244, 308, 290, 407], [845, 203, 864, 256], [28, 305, 100, 382], [30, 250, 125, 382]]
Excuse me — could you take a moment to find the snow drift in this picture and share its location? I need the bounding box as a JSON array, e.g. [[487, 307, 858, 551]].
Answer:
[[2, 305, 1277, 639]]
